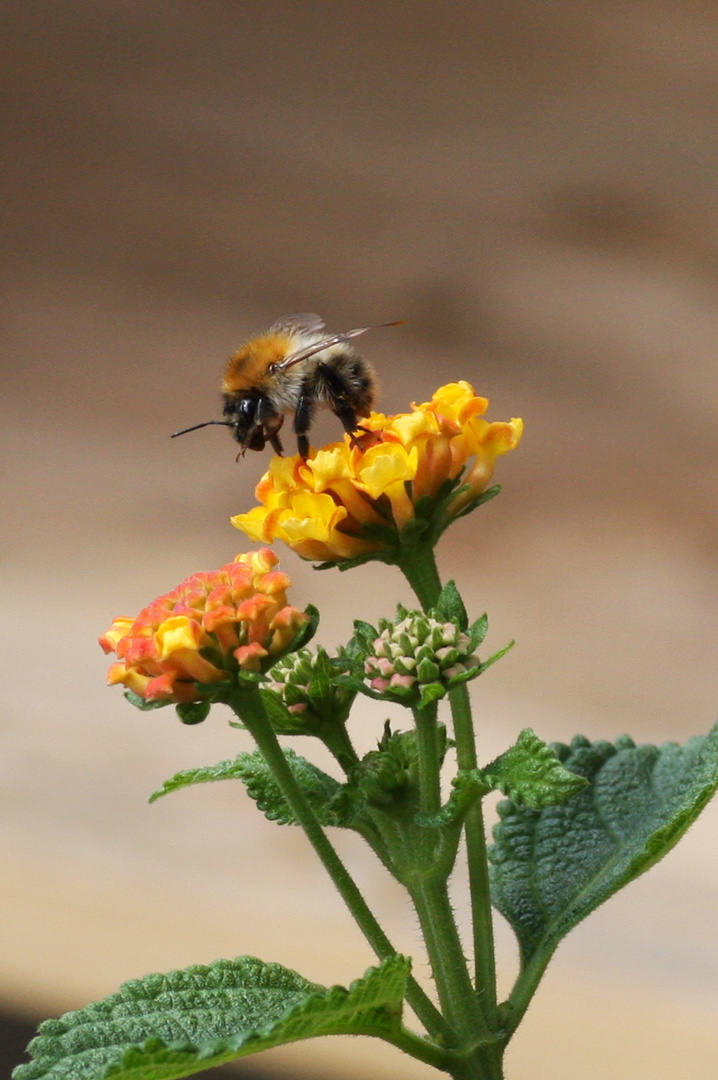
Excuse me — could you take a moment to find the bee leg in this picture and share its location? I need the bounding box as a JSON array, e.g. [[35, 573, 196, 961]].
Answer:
[[294, 391, 317, 458], [347, 424, 373, 448], [329, 397, 364, 446], [255, 398, 285, 456], [313, 363, 367, 443]]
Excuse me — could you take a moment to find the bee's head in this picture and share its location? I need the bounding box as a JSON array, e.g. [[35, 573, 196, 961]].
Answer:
[[223, 391, 284, 453]]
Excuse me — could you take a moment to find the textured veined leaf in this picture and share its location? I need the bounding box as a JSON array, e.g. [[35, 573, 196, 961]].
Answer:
[[14, 955, 411, 1080], [490, 724, 718, 969]]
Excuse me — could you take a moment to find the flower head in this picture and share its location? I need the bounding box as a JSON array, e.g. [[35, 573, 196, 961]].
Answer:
[[231, 382, 522, 564], [264, 646, 359, 771], [99, 549, 310, 706], [266, 647, 352, 722], [361, 608, 483, 705]]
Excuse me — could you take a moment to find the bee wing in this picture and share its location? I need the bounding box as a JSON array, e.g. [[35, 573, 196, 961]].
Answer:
[[268, 312, 326, 336], [273, 320, 405, 373]]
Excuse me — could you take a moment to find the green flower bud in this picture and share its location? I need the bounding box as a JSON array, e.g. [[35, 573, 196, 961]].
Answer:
[[364, 609, 481, 702], [266, 646, 356, 729]]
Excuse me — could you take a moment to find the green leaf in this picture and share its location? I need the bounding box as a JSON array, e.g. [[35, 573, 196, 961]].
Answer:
[[150, 750, 343, 826], [410, 475, 457, 520], [197, 644, 227, 670], [351, 619, 380, 654], [257, 689, 307, 734], [483, 728, 588, 809], [396, 517, 431, 545], [431, 581, 468, 629], [287, 604, 320, 653], [232, 748, 344, 826], [357, 521, 399, 544], [315, 548, 401, 572], [13, 955, 411, 1080], [489, 723, 718, 970], [415, 770, 488, 828], [418, 682, 446, 708], [149, 758, 248, 803], [123, 691, 170, 712], [175, 700, 211, 725], [477, 639, 514, 674], [448, 483, 501, 523], [468, 612, 489, 648]]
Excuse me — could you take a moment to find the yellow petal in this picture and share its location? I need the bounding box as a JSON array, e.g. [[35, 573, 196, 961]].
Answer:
[[279, 492, 348, 543], [355, 443, 418, 499], [231, 506, 276, 542], [304, 442, 353, 491]]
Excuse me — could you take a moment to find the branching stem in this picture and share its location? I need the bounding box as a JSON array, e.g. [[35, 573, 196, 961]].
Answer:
[[231, 686, 450, 1043], [399, 545, 499, 1028]]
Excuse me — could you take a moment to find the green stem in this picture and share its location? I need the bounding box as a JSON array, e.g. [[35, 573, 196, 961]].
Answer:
[[320, 719, 361, 776], [503, 948, 554, 1037], [230, 686, 449, 1043], [412, 700, 442, 817], [400, 545, 499, 1027], [382, 1025, 460, 1074], [382, 1021, 504, 1080], [400, 543, 443, 611], [449, 683, 498, 1024], [409, 872, 487, 1043]]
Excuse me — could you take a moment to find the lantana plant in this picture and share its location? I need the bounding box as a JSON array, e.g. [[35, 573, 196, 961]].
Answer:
[[15, 381, 718, 1080]]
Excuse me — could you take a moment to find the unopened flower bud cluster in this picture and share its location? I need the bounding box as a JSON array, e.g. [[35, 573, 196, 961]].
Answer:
[[365, 614, 479, 693], [266, 648, 318, 714]]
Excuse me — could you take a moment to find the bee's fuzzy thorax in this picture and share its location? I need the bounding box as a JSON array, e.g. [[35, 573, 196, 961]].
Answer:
[[222, 334, 295, 395]]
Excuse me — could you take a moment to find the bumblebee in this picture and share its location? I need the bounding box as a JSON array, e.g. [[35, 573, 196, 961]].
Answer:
[[172, 313, 402, 458]]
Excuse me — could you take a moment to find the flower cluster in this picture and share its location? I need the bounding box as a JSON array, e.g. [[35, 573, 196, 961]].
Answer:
[[266, 646, 356, 728], [232, 382, 523, 563], [99, 549, 309, 704], [266, 647, 343, 717], [264, 647, 359, 768], [363, 610, 481, 702], [266, 649, 317, 716]]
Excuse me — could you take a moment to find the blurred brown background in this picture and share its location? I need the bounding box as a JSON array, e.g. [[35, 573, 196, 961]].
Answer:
[[3, 3, 718, 1078]]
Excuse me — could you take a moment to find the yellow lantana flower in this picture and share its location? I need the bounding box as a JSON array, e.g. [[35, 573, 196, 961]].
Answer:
[[232, 383, 523, 564]]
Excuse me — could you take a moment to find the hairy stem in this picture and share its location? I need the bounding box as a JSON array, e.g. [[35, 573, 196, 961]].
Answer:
[[413, 700, 442, 817], [400, 546, 499, 1026], [409, 872, 487, 1042], [400, 544, 443, 612], [449, 683, 498, 1023], [231, 686, 449, 1042]]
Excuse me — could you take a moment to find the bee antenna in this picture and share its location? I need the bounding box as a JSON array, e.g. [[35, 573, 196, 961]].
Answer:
[[171, 420, 233, 438]]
